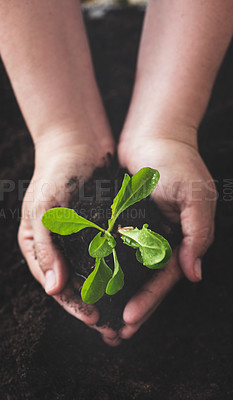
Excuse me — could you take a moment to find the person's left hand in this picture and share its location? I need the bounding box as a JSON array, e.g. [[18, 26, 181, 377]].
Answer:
[[119, 249, 182, 339], [117, 135, 216, 340]]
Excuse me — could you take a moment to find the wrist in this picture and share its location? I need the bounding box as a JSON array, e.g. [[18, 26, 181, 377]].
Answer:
[[34, 125, 114, 177], [32, 108, 115, 160], [120, 116, 198, 151], [33, 118, 95, 147]]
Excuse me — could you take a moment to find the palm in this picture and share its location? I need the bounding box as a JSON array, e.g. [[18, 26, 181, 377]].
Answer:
[[118, 138, 216, 339], [19, 150, 120, 346]]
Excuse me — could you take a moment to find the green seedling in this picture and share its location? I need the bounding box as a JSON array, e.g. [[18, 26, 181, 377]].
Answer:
[[42, 168, 172, 304]]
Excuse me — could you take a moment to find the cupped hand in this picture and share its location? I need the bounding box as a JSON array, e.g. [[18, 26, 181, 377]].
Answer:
[[118, 136, 216, 339], [18, 141, 120, 345]]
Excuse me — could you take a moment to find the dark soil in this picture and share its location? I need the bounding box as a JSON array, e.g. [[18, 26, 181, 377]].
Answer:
[[52, 160, 181, 330], [1, 6, 233, 400]]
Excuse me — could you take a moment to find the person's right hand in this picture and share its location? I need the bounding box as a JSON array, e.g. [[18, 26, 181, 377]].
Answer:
[[18, 139, 121, 346]]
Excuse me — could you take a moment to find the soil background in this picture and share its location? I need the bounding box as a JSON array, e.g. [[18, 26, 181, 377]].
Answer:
[[52, 163, 182, 330], [1, 7, 233, 400]]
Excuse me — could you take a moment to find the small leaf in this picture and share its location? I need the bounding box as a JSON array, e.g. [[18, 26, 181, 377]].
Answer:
[[104, 231, 117, 247], [89, 232, 116, 258], [81, 258, 112, 304], [120, 225, 165, 265], [42, 207, 102, 235], [119, 224, 171, 269], [119, 168, 159, 213], [136, 248, 143, 263], [108, 173, 130, 230], [144, 231, 172, 269], [108, 168, 160, 230], [106, 249, 124, 295]]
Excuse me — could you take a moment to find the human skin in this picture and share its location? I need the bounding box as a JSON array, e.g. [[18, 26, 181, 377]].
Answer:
[[118, 0, 233, 340], [0, 0, 232, 347], [0, 0, 119, 344]]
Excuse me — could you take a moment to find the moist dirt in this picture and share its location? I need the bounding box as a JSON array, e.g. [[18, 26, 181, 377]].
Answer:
[[1, 7, 233, 400]]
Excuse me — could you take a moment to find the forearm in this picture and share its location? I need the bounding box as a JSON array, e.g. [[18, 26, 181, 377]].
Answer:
[[123, 0, 233, 144], [0, 0, 111, 150]]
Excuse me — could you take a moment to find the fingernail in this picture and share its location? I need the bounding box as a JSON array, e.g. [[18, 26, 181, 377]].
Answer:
[[194, 258, 202, 281], [45, 270, 56, 293]]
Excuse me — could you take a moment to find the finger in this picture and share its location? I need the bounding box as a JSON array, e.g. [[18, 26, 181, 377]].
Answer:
[[53, 286, 99, 326], [89, 321, 121, 345], [120, 249, 182, 339], [90, 324, 119, 340], [120, 307, 156, 340], [54, 290, 121, 339], [18, 222, 45, 284], [33, 217, 69, 295], [102, 335, 122, 347], [18, 215, 69, 295], [179, 199, 215, 282], [123, 249, 181, 325]]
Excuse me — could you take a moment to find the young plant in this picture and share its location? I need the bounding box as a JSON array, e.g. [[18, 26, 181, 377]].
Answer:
[[42, 168, 172, 304]]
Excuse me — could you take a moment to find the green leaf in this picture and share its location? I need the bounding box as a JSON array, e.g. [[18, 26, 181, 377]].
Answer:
[[143, 231, 172, 269], [106, 249, 124, 295], [119, 168, 159, 212], [119, 224, 166, 265], [42, 207, 103, 235], [89, 232, 116, 258], [104, 231, 117, 246], [108, 168, 160, 230], [119, 224, 171, 269], [136, 248, 143, 263], [81, 258, 112, 304], [108, 173, 130, 230]]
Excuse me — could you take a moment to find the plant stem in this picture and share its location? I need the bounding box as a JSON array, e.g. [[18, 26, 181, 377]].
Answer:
[[107, 218, 116, 234]]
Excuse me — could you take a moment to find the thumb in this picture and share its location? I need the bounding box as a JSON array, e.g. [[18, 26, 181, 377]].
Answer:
[[33, 220, 69, 295], [18, 216, 69, 295], [26, 204, 69, 294], [179, 202, 215, 282]]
